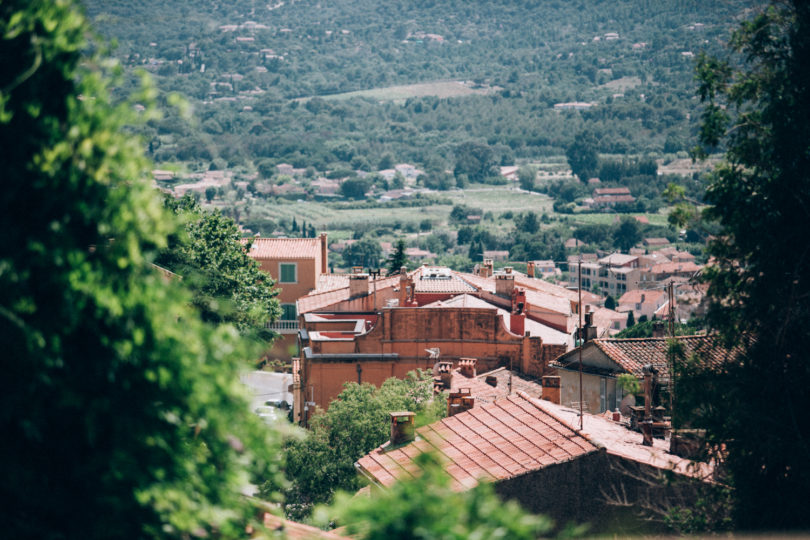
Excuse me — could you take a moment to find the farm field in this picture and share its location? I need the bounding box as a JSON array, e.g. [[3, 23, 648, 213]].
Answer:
[[298, 80, 499, 103]]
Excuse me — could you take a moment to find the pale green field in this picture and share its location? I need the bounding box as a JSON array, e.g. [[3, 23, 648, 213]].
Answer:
[[243, 185, 670, 233], [297, 80, 497, 102]]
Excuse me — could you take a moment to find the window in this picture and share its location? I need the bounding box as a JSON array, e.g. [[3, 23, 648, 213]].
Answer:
[[281, 303, 297, 320], [279, 263, 297, 283]]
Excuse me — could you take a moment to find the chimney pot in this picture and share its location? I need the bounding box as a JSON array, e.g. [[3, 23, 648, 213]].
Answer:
[[459, 358, 477, 378]]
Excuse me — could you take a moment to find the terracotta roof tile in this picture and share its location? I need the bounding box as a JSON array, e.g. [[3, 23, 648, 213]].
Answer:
[[357, 394, 598, 490], [556, 335, 739, 381], [244, 237, 321, 259]]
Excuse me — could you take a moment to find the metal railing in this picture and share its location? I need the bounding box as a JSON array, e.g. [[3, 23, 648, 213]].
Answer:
[[266, 320, 300, 333]]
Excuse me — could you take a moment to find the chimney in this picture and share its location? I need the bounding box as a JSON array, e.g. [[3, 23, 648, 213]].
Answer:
[[459, 357, 477, 378], [485, 375, 498, 387], [437, 360, 453, 389], [652, 321, 665, 338], [541, 375, 561, 404], [579, 309, 597, 343], [511, 288, 526, 336], [458, 358, 477, 379], [389, 411, 416, 446], [447, 388, 474, 417], [495, 268, 515, 297], [349, 271, 370, 298], [527, 261, 535, 278], [319, 233, 328, 274], [479, 258, 494, 278]]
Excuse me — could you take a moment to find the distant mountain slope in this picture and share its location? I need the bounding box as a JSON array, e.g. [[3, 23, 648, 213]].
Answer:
[[83, 0, 760, 168]]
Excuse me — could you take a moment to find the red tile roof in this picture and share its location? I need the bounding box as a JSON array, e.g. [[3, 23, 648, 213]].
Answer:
[[415, 273, 478, 294], [449, 367, 545, 404], [558, 335, 738, 381], [245, 237, 321, 259], [356, 394, 598, 490], [617, 289, 667, 306], [646, 261, 702, 275], [297, 273, 404, 313], [595, 187, 631, 195]]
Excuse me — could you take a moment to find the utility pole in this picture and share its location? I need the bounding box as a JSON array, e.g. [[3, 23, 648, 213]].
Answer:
[[578, 257, 583, 430]]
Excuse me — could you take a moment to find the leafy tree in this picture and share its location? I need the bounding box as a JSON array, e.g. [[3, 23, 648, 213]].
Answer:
[[387, 238, 409, 275], [319, 452, 552, 540], [343, 237, 382, 268], [518, 165, 537, 191], [280, 372, 445, 519], [612, 216, 641, 252], [627, 310, 635, 328], [0, 2, 283, 538], [453, 141, 498, 183], [605, 295, 616, 310], [340, 177, 372, 200], [514, 211, 540, 234], [566, 131, 599, 182], [687, 1, 810, 530], [157, 196, 281, 337]]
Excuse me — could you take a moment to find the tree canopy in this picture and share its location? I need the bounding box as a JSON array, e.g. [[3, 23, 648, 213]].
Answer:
[[688, 1, 810, 530], [279, 371, 446, 520], [0, 2, 283, 537], [157, 196, 281, 338]]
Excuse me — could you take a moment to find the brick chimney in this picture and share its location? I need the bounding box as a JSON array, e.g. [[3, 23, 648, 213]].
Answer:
[[437, 360, 453, 389], [652, 321, 665, 338], [495, 267, 515, 297], [349, 270, 370, 298], [398, 270, 416, 307], [447, 388, 474, 417], [479, 258, 494, 278], [319, 233, 328, 274], [389, 411, 416, 446], [527, 261, 535, 278], [459, 357, 477, 378], [541, 375, 561, 404], [511, 288, 526, 336]]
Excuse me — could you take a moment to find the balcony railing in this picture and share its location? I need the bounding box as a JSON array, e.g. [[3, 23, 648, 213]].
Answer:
[[266, 320, 300, 334]]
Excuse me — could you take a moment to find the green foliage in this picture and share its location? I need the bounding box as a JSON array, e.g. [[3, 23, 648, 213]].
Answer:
[[688, 2, 810, 529], [453, 141, 498, 183], [386, 238, 409, 275], [518, 165, 537, 191], [343, 237, 382, 268], [612, 215, 642, 252], [617, 373, 641, 395], [604, 295, 616, 310], [0, 2, 284, 538], [340, 177, 372, 200], [157, 196, 281, 337], [566, 131, 599, 182], [615, 319, 704, 338], [280, 371, 446, 519], [318, 452, 553, 540]]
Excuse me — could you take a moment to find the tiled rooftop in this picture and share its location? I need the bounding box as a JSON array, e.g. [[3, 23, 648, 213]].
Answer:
[[647, 261, 703, 274], [558, 335, 737, 381], [356, 394, 598, 490], [449, 367, 545, 404], [297, 273, 404, 314], [618, 289, 667, 306], [244, 237, 321, 259]]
